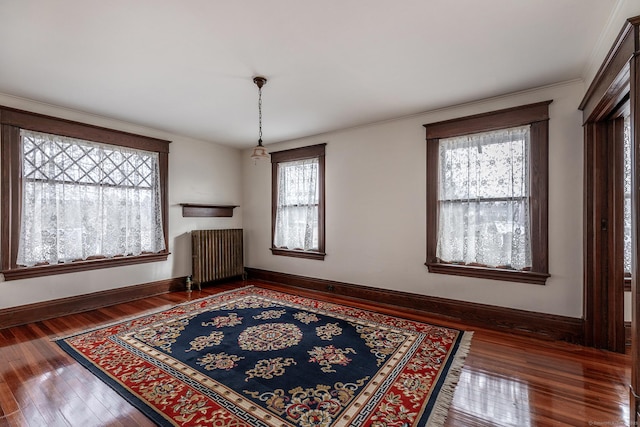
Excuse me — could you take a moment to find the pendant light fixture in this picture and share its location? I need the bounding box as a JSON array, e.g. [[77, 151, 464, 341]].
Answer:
[[250, 76, 269, 162]]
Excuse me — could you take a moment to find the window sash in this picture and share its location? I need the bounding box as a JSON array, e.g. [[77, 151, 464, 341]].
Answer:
[[16, 129, 166, 267], [438, 126, 530, 200], [22, 130, 156, 188], [274, 158, 320, 251], [437, 198, 531, 270], [436, 125, 532, 271]]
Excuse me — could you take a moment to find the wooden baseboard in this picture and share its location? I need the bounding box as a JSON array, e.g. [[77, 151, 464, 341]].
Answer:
[[246, 268, 585, 345], [0, 276, 186, 330]]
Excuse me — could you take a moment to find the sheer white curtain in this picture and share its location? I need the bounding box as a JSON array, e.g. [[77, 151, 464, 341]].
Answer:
[[624, 115, 632, 273], [17, 130, 165, 267], [437, 126, 531, 270], [274, 158, 319, 251]]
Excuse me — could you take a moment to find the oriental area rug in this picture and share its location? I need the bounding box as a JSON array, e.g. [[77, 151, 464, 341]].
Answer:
[[56, 286, 472, 426]]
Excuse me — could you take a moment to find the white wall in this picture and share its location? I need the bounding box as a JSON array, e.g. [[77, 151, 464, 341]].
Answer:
[[243, 80, 585, 318], [584, 0, 640, 89], [2, 3, 636, 317], [0, 94, 243, 309]]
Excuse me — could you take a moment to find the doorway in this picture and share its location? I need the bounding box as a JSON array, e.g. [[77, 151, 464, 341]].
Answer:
[[580, 15, 640, 425], [583, 102, 629, 354]]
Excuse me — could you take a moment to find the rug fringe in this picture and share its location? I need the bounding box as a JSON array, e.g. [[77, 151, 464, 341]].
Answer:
[[426, 330, 473, 427], [51, 285, 255, 341]]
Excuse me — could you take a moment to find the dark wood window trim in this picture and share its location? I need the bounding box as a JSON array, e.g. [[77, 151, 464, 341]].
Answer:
[[0, 106, 170, 281], [270, 143, 326, 260], [424, 101, 552, 285]]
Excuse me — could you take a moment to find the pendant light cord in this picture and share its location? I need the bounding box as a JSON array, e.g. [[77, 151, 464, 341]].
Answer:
[[258, 85, 263, 146]]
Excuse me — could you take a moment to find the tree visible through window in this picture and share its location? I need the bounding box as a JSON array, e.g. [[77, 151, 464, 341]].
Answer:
[[424, 101, 550, 285]]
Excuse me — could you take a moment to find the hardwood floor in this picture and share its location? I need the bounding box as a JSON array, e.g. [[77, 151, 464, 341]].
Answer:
[[0, 280, 630, 426]]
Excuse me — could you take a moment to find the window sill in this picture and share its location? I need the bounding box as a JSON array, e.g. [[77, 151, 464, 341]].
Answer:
[[1, 252, 169, 281], [425, 262, 549, 285], [270, 248, 326, 260]]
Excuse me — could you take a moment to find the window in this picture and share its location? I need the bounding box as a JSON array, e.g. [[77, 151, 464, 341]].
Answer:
[[1, 106, 170, 280], [270, 144, 326, 260], [424, 101, 551, 284], [18, 130, 166, 266], [437, 126, 531, 269], [624, 114, 632, 275]]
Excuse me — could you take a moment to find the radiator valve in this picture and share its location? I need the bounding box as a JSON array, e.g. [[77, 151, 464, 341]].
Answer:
[[186, 275, 192, 292]]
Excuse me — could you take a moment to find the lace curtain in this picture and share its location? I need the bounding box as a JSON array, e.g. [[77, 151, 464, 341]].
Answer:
[[17, 130, 166, 267], [437, 125, 531, 270], [624, 115, 632, 273], [274, 158, 319, 251]]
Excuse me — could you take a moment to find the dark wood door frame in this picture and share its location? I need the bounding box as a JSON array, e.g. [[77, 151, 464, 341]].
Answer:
[[583, 112, 627, 353], [580, 15, 640, 425], [632, 24, 640, 424]]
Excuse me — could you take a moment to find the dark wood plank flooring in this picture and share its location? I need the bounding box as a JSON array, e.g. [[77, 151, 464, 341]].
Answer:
[[0, 280, 630, 426]]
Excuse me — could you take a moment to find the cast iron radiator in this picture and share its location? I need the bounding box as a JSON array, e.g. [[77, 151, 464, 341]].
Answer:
[[191, 229, 244, 286]]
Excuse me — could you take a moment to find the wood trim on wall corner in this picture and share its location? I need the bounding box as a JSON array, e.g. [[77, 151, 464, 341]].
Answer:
[[579, 19, 635, 122], [245, 268, 585, 345], [0, 276, 187, 330]]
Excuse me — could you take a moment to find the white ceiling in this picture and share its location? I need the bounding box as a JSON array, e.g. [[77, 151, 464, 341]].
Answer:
[[0, 0, 618, 148]]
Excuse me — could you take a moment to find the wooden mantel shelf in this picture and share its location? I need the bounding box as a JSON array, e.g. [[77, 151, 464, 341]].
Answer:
[[179, 204, 238, 217]]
